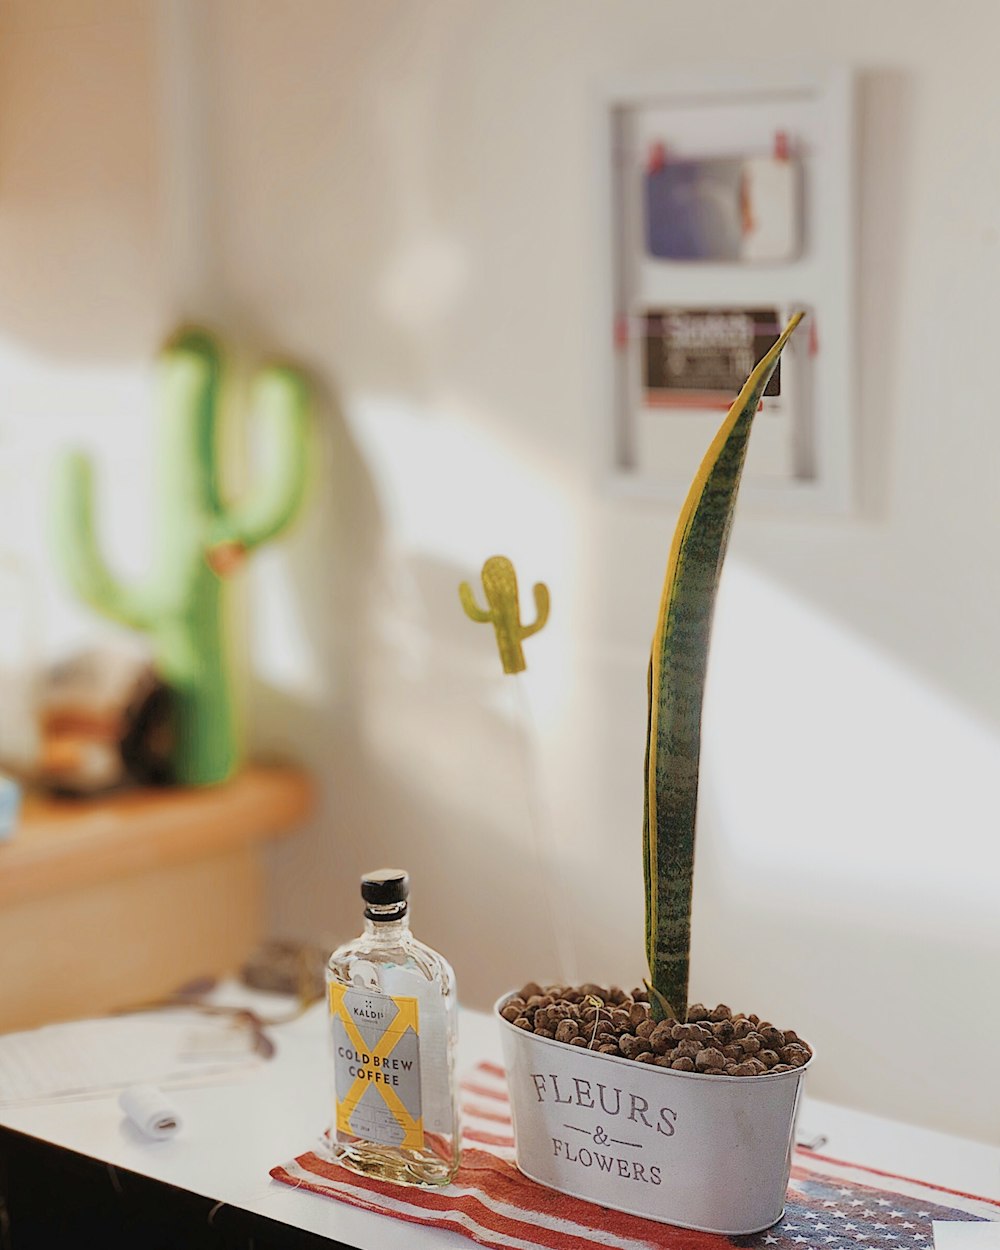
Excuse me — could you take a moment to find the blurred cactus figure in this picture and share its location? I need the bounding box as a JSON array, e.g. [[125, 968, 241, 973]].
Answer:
[[52, 330, 311, 786]]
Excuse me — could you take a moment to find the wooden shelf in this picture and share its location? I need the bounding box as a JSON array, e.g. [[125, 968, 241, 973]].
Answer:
[[0, 765, 317, 1031], [0, 764, 316, 907]]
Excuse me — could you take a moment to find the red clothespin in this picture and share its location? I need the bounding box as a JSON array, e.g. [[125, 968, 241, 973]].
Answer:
[[613, 313, 629, 350], [773, 131, 790, 161], [808, 317, 819, 357], [647, 141, 667, 174]]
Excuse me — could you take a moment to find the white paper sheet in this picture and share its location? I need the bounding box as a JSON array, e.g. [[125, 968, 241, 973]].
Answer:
[[0, 1010, 262, 1105]]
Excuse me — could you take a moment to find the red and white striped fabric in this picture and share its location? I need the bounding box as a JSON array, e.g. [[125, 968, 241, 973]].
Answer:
[[270, 1062, 1000, 1250]]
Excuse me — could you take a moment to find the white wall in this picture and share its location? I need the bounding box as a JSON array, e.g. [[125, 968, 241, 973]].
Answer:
[[2, 0, 1000, 1144]]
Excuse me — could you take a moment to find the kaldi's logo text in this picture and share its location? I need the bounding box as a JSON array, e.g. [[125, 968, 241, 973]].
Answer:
[[528, 1071, 677, 1187], [351, 1001, 386, 1022]]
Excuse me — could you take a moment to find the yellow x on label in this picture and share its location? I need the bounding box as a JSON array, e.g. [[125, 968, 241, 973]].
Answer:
[[330, 984, 423, 1150]]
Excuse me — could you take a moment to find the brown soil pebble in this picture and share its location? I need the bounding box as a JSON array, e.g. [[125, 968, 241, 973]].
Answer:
[[674, 1039, 702, 1059], [619, 1034, 646, 1059], [503, 985, 812, 1078], [728, 1061, 758, 1076]]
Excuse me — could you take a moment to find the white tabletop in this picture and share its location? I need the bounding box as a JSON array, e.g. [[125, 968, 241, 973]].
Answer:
[[1, 998, 997, 1249]]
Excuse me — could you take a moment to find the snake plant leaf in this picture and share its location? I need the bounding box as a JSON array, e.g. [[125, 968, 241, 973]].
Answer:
[[644, 312, 804, 1022]]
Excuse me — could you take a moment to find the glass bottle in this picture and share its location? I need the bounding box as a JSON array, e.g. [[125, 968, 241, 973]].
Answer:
[[326, 868, 459, 1186]]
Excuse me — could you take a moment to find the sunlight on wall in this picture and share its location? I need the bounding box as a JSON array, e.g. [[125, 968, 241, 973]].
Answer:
[[0, 338, 155, 659], [705, 559, 1000, 940], [250, 549, 323, 700]]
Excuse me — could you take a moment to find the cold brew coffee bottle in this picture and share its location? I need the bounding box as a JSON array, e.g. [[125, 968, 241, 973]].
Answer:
[[326, 869, 459, 1185]]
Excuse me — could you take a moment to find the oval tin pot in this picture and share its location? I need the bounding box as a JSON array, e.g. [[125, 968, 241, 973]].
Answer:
[[496, 995, 813, 1235]]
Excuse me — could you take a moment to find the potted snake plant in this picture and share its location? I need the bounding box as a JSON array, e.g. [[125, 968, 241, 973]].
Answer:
[[495, 313, 813, 1235]]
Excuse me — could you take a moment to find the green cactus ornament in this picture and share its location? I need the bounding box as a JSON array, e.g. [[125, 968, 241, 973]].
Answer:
[[459, 555, 550, 675], [52, 329, 310, 787]]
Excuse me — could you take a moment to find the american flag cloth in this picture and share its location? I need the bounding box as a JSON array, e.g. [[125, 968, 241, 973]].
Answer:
[[270, 1062, 1000, 1250]]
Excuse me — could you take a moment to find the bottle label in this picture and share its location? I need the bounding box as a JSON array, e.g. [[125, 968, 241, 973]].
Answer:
[[329, 983, 424, 1150]]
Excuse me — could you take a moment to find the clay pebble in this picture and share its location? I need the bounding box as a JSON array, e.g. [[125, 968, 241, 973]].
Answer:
[[504, 984, 812, 1078]]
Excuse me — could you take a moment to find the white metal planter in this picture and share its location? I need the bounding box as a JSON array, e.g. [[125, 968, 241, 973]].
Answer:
[[496, 996, 813, 1235]]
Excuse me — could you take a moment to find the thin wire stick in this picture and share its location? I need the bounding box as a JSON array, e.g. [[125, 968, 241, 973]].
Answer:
[[512, 676, 579, 987]]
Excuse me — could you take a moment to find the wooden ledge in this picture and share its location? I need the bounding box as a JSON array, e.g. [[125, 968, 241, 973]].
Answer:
[[0, 764, 316, 907]]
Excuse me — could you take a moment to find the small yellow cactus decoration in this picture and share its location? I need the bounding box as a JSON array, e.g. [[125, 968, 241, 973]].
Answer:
[[459, 556, 550, 674]]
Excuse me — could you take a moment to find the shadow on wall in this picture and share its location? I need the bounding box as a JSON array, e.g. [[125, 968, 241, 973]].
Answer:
[[853, 68, 913, 522], [246, 372, 383, 757], [249, 381, 564, 991], [351, 552, 577, 996]]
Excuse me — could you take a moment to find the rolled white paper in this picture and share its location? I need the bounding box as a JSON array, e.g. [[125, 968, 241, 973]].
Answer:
[[118, 1083, 182, 1140]]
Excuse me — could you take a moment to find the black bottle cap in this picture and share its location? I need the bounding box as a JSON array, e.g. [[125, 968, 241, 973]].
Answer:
[[361, 868, 409, 919]]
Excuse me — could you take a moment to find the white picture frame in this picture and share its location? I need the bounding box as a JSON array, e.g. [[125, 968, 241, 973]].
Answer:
[[600, 67, 856, 516]]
